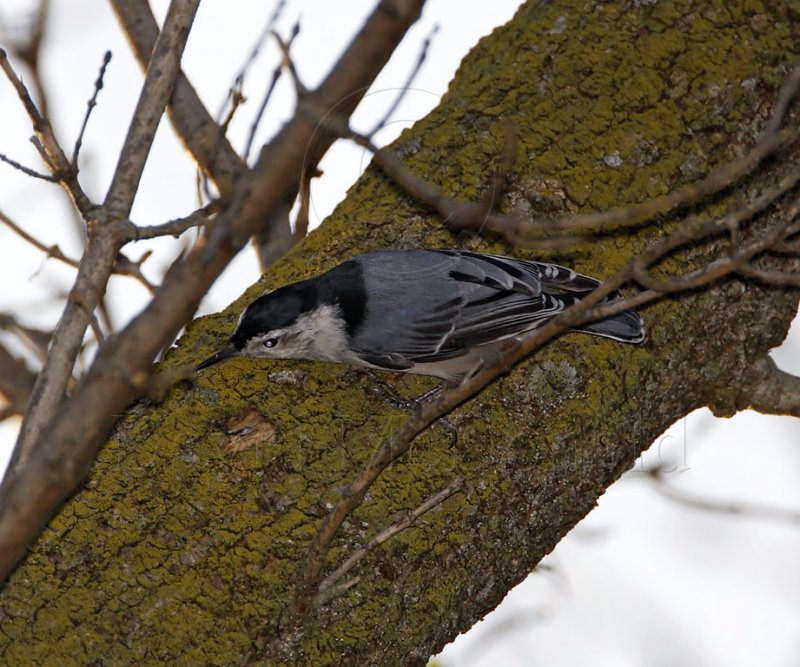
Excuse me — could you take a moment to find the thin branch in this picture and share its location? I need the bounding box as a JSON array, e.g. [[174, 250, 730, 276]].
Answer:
[[0, 208, 158, 292], [215, 0, 286, 131], [368, 23, 438, 138], [0, 209, 81, 269], [335, 105, 799, 247], [0, 47, 92, 214], [273, 27, 307, 97], [243, 17, 301, 163], [647, 465, 800, 524], [132, 204, 215, 241], [314, 476, 464, 606], [112, 251, 157, 293], [0, 314, 51, 363], [71, 50, 112, 168], [243, 63, 283, 163], [0, 151, 56, 181]]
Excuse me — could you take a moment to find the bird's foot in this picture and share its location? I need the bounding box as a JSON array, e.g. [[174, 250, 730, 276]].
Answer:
[[366, 374, 457, 446]]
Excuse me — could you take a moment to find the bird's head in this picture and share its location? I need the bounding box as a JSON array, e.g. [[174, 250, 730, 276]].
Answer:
[[197, 284, 322, 370]]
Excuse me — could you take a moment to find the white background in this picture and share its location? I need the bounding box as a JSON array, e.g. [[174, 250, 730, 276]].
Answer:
[[1, 2, 799, 665]]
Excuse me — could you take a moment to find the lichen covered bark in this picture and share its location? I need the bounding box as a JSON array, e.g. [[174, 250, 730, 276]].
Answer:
[[2, 1, 799, 665]]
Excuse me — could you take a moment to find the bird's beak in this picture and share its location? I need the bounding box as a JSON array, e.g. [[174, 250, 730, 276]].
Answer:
[[196, 341, 238, 370]]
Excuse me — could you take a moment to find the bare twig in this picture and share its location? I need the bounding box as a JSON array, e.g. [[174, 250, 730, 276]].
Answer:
[[132, 204, 215, 240], [243, 63, 283, 163], [647, 465, 800, 524], [273, 27, 307, 97], [215, 0, 286, 131], [0, 209, 158, 292], [335, 107, 798, 247], [71, 50, 112, 168], [112, 251, 157, 293], [0, 151, 56, 181], [0, 314, 51, 362], [0, 209, 81, 269], [314, 476, 464, 606], [368, 23, 438, 137], [0, 47, 92, 214], [243, 17, 300, 163]]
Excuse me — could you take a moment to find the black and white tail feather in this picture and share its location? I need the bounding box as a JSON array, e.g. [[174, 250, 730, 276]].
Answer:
[[198, 248, 645, 381]]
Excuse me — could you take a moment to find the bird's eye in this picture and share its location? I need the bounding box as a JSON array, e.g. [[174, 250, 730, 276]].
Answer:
[[264, 338, 279, 348]]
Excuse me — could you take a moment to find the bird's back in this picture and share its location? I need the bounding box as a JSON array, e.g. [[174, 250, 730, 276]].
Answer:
[[341, 249, 643, 378]]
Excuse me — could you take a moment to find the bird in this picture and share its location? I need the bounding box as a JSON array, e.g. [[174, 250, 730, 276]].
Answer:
[[197, 248, 645, 380]]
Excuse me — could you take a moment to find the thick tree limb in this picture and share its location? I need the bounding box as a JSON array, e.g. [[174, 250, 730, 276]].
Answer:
[[734, 355, 800, 418]]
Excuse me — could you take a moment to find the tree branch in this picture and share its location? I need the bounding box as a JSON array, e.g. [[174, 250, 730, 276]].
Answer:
[[103, 1, 200, 219], [11, 0, 200, 473], [0, 0, 427, 586], [71, 50, 112, 169], [109, 0, 245, 191], [0, 47, 92, 215], [737, 355, 800, 418], [0, 343, 37, 419], [314, 476, 464, 607], [647, 465, 800, 524]]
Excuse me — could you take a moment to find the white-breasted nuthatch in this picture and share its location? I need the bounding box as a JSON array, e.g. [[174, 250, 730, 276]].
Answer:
[[197, 249, 645, 380]]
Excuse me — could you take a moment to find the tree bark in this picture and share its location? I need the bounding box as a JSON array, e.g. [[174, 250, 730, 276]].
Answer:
[[1, 1, 798, 664]]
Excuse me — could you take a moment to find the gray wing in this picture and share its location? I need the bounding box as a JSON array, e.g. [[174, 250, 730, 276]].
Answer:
[[351, 249, 599, 369]]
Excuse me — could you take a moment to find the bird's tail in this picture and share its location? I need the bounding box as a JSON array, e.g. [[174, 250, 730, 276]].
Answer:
[[574, 306, 646, 344], [535, 264, 646, 344]]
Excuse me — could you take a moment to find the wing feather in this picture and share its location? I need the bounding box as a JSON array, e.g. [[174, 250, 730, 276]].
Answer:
[[350, 249, 629, 370], [393, 252, 588, 363]]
